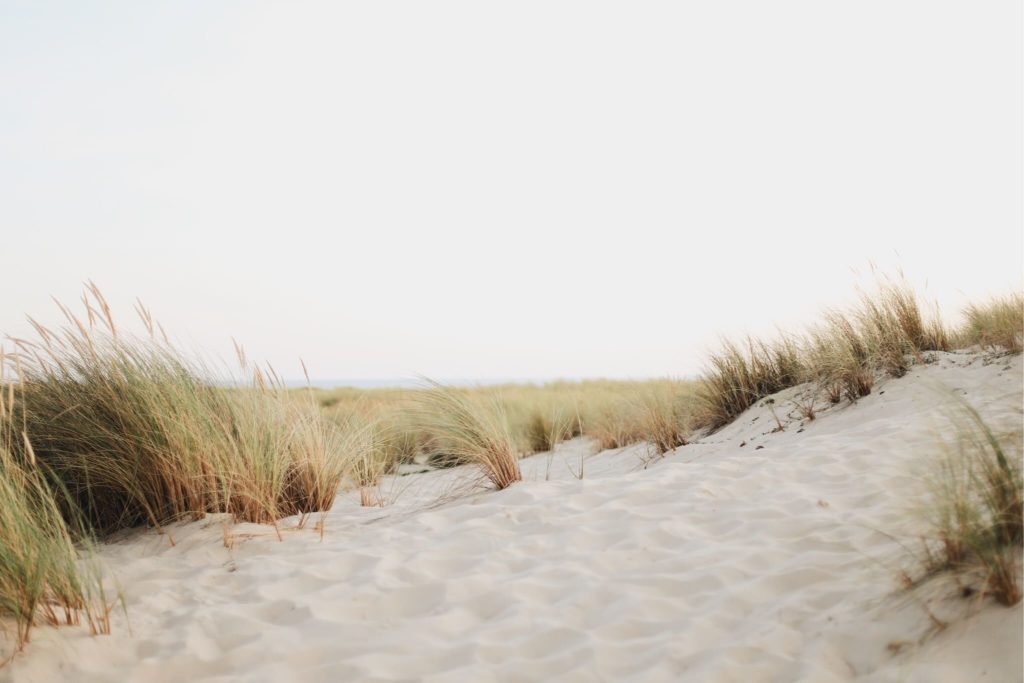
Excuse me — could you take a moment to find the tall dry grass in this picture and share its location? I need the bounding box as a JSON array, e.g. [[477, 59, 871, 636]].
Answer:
[[499, 387, 580, 455], [696, 336, 803, 431], [413, 382, 521, 489], [1, 366, 113, 656], [805, 311, 874, 404], [502, 378, 698, 459], [912, 397, 1023, 606], [855, 282, 947, 376], [5, 286, 358, 536], [696, 280, 957, 432], [315, 379, 700, 460], [524, 409, 576, 454], [634, 382, 698, 455], [959, 293, 1024, 353]]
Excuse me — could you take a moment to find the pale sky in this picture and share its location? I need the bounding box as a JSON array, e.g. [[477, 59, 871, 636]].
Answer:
[[2, 1, 1021, 381]]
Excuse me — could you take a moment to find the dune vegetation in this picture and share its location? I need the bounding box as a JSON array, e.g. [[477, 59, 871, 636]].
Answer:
[[694, 280, 990, 431], [0, 279, 1021, 655], [959, 293, 1024, 353], [0, 362, 114, 657], [909, 396, 1023, 606], [7, 287, 353, 536]]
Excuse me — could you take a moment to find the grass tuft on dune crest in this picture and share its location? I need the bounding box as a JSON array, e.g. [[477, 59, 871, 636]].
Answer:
[[696, 336, 803, 432], [959, 293, 1024, 353], [695, 279, 978, 432]]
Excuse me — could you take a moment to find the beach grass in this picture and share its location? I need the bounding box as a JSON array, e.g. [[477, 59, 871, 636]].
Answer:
[[5, 286, 357, 535], [412, 381, 522, 489], [959, 293, 1024, 353], [695, 279, 969, 432], [913, 396, 1023, 606], [0, 368, 113, 654]]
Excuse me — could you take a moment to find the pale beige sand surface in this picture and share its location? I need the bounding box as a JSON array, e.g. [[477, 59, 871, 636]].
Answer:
[[3, 350, 1021, 682]]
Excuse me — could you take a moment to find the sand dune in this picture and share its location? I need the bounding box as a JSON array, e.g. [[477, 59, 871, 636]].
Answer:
[[3, 350, 1021, 682]]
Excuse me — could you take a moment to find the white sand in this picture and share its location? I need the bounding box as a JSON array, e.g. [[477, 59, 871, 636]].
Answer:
[[3, 350, 1021, 682]]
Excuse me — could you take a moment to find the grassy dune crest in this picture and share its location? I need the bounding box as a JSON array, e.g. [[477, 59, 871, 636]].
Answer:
[[960, 293, 1024, 353], [696, 281, 1022, 432]]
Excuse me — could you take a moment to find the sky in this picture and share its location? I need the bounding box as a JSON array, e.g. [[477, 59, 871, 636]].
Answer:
[[1, 1, 1021, 382]]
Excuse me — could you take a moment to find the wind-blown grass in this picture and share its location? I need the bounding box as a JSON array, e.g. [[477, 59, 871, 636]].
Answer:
[[313, 379, 701, 459], [2, 277, 1019, 659], [5, 286, 357, 536], [1, 372, 112, 656], [635, 382, 698, 455], [696, 280, 962, 432], [327, 414, 391, 507], [524, 409, 575, 454], [696, 336, 803, 432], [575, 389, 650, 451], [805, 312, 874, 404], [499, 389, 580, 455], [413, 381, 521, 489], [912, 396, 1023, 606], [855, 282, 946, 376], [959, 293, 1024, 353]]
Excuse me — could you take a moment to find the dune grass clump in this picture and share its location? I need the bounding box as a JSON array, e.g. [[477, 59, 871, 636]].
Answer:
[[372, 416, 424, 471], [0, 379, 112, 655], [7, 287, 355, 535], [959, 293, 1024, 353], [582, 399, 645, 451], [413, 382, 521, 489], [635, 382, 697, 455], [696, 280, 956, 432], [496, 390, 574, 455], [696, 336, 805, 432], [497, 385, 586, 455], [340, 422, 389, 507], [524, 409, 575, 454], [575, 380, 697, 454], [805, 312, 874, 404], [913, 398, 1023, 606], [855, 282, 946, 377], [324, 410, 417, 507]]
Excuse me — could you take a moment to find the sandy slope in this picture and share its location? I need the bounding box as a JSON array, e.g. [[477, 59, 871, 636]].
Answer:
[[3, 351, 1021, 682]]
